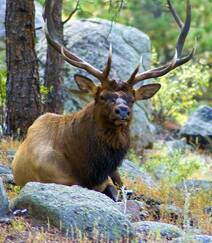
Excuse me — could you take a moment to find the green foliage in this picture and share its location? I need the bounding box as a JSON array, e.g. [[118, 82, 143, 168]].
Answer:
[[151, 49, 210, 124], [0, 51, 6, 133], [0, 68, 6, 108], [38, 0, 126, 23], [40, 84, 49, 97], [37, 0, 45, 5], [0, 50, 6, 106], [66, 0, 126, 20], [40, 85, 54, 104], [144, 145, 203, 184], [41, 0, 212, 60], [121, 0, 212, 60], [127, 149, 140, 165]]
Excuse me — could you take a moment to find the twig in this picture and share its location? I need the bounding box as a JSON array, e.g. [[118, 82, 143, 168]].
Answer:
[[62, 0, 80, 25], [106, 0, 125, 39]]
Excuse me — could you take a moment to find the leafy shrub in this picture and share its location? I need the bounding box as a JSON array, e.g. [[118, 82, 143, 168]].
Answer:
[[143, 144, 204, 184], [151, 49, 210, 124], [127, 149, 141, 165], [0, 69, 6, 107], [0, 67, 6, 134]]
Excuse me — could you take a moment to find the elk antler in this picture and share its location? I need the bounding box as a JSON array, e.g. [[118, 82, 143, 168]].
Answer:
[[128, 0, 195, 86], [43, 0, 112, 83]]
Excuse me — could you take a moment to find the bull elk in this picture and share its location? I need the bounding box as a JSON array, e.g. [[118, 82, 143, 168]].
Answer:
[[12, 0, 194, 201]]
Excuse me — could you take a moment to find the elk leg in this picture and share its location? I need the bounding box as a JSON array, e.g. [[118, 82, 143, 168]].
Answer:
[[94, 177, 118, 201], [111, 170, 134, 197], [110, 170, 123, 188], [103, 184, 118, 202]]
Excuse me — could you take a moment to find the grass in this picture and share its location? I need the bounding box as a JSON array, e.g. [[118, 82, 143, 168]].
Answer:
[[125, 141, 212, 235], [0, 216, 83, 243], [0, 137, 19, 166], [0, 138, 211, 242]]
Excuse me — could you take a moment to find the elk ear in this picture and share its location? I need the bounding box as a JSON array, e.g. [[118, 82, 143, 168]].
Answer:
[[74, 74, 98, 95], [134, 83, 161, 100]]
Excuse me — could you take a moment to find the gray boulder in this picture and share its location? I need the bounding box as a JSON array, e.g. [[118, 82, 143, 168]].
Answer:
[[177, 179, 212, 195], [13, 182, 133, 241], [0, 178, 9, 217], [133, 221, 183, 241], [0, 165, 14, 184], [180, 106, 212, 149], [166, 139, 193, 155], [37, 18, 156, 150], [0, 0, 44, 48], [117, 200, 146, 222], [119, 159, 156, 189], [173, 235, 212, 243], [0, 165, 11, 174], [204, 206, 212, 218], [6, 148, 16, 162], [159, 204, 183, 224]]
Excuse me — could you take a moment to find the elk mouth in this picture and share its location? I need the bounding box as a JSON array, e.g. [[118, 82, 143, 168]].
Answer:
[[113, 119, 129, 127], [110, 114, 130, 127]]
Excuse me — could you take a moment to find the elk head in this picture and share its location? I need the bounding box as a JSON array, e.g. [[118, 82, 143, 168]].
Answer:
[[43, 0, 194, 129]]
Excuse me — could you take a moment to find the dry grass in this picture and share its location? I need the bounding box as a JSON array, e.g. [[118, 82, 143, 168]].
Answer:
[[0, 215, 138, 243], [123, 176, 212, 236], [0, 217, 81, 243], [0, 137, 20, 151], [0, 137, 20, 166]]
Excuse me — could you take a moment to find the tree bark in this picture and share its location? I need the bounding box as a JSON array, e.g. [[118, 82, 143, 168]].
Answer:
[[5, 0, 41, 138], [44, 0, 64, 114]]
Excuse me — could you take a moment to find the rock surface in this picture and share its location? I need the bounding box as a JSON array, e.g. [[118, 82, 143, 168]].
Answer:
[[37, 18, 156, 150], [204, 206, 212, 219], [0, 165, 14, 184], [13, 182, 133, 241], [120, 159, 156, 188], [0, 178, 9, 217], [0, 165, 11, 174], [177, 179, 212, 194], [166, 139, 193, 154], [133, 221, 183, 241], [173, 234, 212, 243], [117, 200, 145, 222], [159, 204, 183, 224], [180, 106, 212, 149]]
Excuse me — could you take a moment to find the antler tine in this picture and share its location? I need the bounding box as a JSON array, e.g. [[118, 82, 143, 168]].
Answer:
[[168, 0, 191, 56], [128, 0, 194, 86], [43, 0, 109, 83], [102, 44, 112, 79], [127, 56, 142, 84], [167, 0, 184, 29]]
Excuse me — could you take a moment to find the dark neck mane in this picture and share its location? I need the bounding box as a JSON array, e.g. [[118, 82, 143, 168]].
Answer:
[[64, 102, 131, 188]]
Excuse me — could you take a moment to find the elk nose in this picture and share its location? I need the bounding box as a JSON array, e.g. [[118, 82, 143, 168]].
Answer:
[[115, 106, 130, 120]]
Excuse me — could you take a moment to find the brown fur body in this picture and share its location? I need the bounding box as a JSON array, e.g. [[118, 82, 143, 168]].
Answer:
[[12, 100, 130, 193]]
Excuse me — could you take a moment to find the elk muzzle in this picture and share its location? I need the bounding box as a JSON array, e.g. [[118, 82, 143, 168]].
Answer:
[[114, 105, 130, 120]]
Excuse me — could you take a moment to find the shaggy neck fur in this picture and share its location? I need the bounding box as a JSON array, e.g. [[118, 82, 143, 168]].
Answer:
[[64, 101, 130, 187]]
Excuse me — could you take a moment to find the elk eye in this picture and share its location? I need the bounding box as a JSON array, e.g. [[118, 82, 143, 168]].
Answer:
[[100, 95, 105, 101], [127, 96, 135, 104]]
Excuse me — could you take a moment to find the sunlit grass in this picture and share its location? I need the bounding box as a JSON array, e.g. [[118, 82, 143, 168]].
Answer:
[[0, 137, 20, 166], [125, 142, 212, 235]]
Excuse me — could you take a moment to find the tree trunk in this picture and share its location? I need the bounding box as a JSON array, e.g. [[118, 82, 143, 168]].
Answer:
[[44, 0, 64, 114], [5, 0, 41, 138]]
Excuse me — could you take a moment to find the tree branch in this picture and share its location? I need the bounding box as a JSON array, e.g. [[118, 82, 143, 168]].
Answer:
[[62, 0, 80, 25]]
